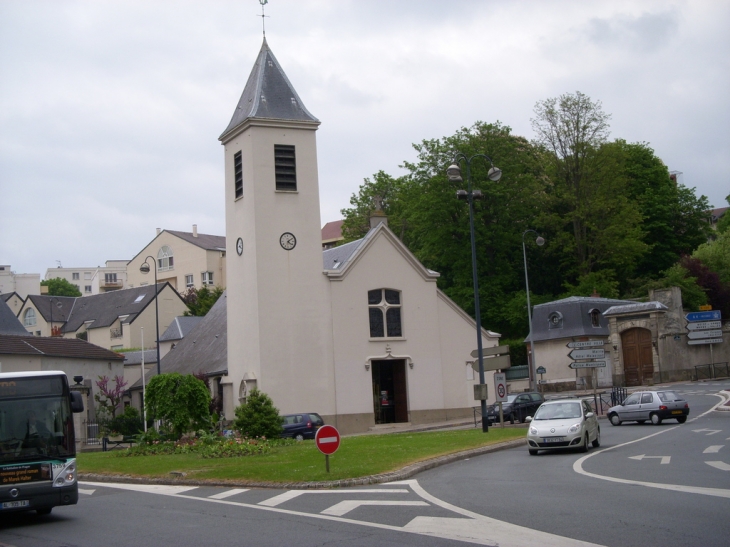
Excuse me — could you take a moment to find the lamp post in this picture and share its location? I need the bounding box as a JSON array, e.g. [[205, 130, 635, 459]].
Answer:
[[139, 257, 161, 377], [522, 229, 545, 391], [446, 154, 502, 433]]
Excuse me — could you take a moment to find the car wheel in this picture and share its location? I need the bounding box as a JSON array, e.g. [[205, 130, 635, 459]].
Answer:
[[650, 413, 662, 425], [509, 414, 515, 425], [529, 449, 538, 456], [637, 420, 646, 425], [36, 508, 52, 516], [609, 413, 621, 426], [592, 427, 601, 448], [676, 416, 687, 424], [294, 433, 305, 441], [580, 433, 589, 453]]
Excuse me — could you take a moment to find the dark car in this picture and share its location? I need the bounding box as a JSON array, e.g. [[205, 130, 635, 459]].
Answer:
[[281, 413, 324, 440], [487, 392, 544, 424]]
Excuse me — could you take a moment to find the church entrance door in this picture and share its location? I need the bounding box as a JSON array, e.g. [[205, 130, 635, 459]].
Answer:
[[621, 328, 654, 386], [371, 360, 408, 424]]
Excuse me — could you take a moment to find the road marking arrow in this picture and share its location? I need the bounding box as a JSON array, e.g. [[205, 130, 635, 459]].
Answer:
[[629, 454, 671, 464], [693, 428, 722, 436], [705, 461, 730, 471], [703, 445, 724, 454]]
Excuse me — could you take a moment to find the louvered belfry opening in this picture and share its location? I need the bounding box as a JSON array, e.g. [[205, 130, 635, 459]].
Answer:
[[274, 144, 297, 191], [234, 151, 243, 198]]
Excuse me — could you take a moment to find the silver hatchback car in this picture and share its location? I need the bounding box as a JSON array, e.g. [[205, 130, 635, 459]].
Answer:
[[607, 390, 689, 426], [526, 398, 600, 456]]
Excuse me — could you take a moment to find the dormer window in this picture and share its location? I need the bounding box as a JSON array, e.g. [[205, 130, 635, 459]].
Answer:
[[589, 308, 601, 328], [548, 311, 563, 329]]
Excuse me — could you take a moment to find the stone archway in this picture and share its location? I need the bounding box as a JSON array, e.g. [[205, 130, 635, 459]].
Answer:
[[621, 328, 654, 386]]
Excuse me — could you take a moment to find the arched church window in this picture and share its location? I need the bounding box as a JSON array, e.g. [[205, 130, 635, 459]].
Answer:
[[589, 308, 601, 328], [157, 245, 174, 271], [23, 308, 36, 327], [368, 289, 402, 338]]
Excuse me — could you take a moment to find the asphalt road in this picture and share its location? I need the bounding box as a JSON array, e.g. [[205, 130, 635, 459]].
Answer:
[[0, 381, 728, 547]]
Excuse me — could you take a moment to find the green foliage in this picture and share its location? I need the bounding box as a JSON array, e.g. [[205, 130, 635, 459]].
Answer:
[[120, 431, 277, 458], [716, 194, 730, 234], [182, 285, 225, 316], [41, 277, 81, 297], [693, 230, 730, 285], [145, 373, 212, 439], [108, 405, 144, 437], [643, 264, 708, 311], [561, 271, 620, 299], [233, 388, 283, 439]]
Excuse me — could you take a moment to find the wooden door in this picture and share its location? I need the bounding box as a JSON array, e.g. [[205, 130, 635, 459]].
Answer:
[[621, 328, 654, 386]]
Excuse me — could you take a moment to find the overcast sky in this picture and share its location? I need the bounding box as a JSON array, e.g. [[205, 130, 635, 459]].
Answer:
[[1, 0, 728, 278]]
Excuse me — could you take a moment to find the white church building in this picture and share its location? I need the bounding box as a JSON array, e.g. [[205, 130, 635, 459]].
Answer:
[[216, 38, 501, 434]]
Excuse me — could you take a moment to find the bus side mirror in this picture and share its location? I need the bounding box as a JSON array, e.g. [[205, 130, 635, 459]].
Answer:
[[70, 391, 85, 413]]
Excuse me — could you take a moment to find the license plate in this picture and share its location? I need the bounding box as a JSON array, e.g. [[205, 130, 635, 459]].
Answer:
[[2, 500, 30, 509], [543, 437, 565, 443], [671, 410, 682, 415]]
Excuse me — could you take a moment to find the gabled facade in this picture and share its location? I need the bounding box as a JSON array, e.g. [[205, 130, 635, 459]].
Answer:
[[1, 292, 25, 318], [126, 225, 226, 293]]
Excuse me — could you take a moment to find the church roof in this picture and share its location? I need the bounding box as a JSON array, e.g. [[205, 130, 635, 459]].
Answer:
[[220, 38, 318, 139]]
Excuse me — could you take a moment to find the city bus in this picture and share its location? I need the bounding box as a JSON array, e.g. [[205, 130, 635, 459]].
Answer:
[[0, 371, 84, 516]]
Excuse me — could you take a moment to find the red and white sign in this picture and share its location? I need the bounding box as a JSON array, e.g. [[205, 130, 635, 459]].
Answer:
[[494, 373, 507, 403], [315, 425, 341, 455]]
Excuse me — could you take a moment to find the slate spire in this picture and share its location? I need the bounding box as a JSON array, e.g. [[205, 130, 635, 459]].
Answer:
[[220, 38, 318, 140]]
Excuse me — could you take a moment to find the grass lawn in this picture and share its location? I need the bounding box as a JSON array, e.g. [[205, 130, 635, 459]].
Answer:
[[78, 427, 525, 484]]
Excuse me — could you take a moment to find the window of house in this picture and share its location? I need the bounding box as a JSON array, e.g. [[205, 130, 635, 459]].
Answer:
[[368, 289, 402, 338], [548, 311, 563, 329], [23, 308, 36, 327], [274, 144, 297, 191], [84, 285, 92, 293], [185, 274, 194, 288], [589, 308, 601, 328], [72, 272, 79, 280], [202, 272, 214, 286], [234, 151, 243, 199], [84, 272, 91, 280], [157, 245, 174, 271], [105, 273, 117, 283]]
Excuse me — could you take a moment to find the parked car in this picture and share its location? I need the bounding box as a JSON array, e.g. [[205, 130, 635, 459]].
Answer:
[[487, 392, 544, 424], [607, 390, 689, 426], [280, 413, 324, 440], [526, 398, 600, 455]]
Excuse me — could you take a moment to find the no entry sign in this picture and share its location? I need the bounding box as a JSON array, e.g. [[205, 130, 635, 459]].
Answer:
[[315, 425, 341, 456]]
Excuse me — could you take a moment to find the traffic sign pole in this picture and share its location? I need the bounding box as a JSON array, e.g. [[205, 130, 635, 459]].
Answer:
[[315, 425, 341, 473]]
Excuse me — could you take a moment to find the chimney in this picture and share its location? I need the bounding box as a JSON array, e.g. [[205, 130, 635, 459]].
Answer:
[[156, 228, 161, 236], [369, 195, 388, 230], [193, 224, 198, 237]]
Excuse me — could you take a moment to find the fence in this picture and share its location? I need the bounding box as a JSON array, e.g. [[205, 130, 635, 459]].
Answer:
[[505, 365, 529, 381], [694, 362, 729, 381], [81, 420, 102, 446]]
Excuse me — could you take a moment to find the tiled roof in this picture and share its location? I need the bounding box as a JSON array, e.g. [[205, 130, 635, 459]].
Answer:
[[160, 316, 204, 342], [0, 334, 124, 361], [220, 38, 318, 139], [530, 297, 633, 342], [122, 349, 158, 366], [0, 301, 29, 336], [164, 230, 226, 251], [321, 220, 344, 242]]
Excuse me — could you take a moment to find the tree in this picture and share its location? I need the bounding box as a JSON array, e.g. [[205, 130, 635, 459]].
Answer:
[[233, 388, 283, 439], [679, 255, 730, 318], [714, 194, 730, 234], [693, 230, 730, 285], [41, 277, 81, 297], [94, 375, 127, 421], [145, 373, 211, 439], [181, 286, 224, 316]]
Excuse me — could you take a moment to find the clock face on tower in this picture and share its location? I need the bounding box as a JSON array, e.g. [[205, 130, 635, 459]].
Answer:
[[236, 237, 243, 256], [280, 232, 296, 250]]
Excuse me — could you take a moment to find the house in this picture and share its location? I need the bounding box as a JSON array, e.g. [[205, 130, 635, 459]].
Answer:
[[126, 225, 226, 293], [0, 298, 30, 336], [218, 38, 501, 434], [1, 292, 25, 318], [16, 284, 188, 352], [44, 260, 128, 297], [158, 315, 204, 358], [321, 220, 344, 249], [0, 265, 40, 299]]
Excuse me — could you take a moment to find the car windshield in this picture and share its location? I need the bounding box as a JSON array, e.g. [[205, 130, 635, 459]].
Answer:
[[657, 391, 682, 402], [534, 402, 582, 420]]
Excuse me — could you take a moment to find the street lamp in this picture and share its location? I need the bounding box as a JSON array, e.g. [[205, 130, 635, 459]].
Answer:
[[139, 257, 161, 377], [446, 153, 502, 433], [522, 229, 545, 391]]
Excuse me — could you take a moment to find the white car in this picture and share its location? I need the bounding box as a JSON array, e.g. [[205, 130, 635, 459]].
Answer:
[[526, 398, 600, 456]]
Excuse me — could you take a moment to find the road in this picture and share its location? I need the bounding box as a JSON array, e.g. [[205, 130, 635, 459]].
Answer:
[[1, 381, 728, 547]]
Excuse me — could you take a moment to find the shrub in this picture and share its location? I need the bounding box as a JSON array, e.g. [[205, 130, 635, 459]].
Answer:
[[108, 406, 144, 437], [233, 388, 283, 439], [145, 373, 212, 439]]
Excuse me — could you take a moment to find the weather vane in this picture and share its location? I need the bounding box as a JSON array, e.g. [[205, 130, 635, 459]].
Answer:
[[259, 0, 269, 37]]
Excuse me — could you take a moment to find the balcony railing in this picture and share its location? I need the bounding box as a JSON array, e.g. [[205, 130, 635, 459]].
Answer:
[[101, 279, 123, 288]]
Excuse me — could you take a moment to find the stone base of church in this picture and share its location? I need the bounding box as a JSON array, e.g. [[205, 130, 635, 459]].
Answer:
[[325, 407, 476, 436]]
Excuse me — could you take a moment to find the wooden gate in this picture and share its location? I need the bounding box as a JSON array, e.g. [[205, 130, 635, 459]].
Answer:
[[621, 328, 654, 386]]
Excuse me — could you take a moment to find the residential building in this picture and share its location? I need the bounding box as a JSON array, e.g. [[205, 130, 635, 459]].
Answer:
[[321, 220, 344, 249], [44, 260, 128, 297], [0, 265, 40, 299]]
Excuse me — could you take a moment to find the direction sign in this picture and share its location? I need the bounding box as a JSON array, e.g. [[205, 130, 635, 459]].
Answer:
[[687, 338, 723, 346], [568, 348, 605, 360], [686, 310, 722, 322], [569, 361, 607, 369], [686, 321, 722, 331], [470, 354, 511, 372], [566, 340, 604, 349], [315, 425, 341, 456], [471, 345, 510, 358], [687, 329, 723, 340]]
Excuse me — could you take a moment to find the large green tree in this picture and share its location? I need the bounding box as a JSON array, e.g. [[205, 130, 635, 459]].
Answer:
[[41, 277, 82, 297], [145, 373, 211, 439], [182, 285, 225, 316]]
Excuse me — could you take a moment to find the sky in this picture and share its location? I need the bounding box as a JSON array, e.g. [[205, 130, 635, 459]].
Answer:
[[1, 0, 728, 278]]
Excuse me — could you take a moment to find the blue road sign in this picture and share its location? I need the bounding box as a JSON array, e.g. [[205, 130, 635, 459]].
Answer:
[[686, 310, 722, 322]]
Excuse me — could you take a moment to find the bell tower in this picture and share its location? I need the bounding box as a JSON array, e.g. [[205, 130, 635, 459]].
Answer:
[[220, 39, 335, 418]]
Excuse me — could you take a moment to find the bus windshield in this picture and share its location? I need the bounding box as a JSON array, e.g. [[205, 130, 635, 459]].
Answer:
[[0, 376, 76, 463]]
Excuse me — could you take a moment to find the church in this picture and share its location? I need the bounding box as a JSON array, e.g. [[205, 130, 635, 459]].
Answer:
[[216, 38, 500, 434]]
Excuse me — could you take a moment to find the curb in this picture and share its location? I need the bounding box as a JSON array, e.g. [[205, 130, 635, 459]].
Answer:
[[78, 438, 525, 489]]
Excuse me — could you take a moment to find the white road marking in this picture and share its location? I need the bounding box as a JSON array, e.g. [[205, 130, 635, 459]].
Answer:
[[78, 488, 95, 495], [703, 445, 724, 454], [573, 428, 730, 498], [628, 454, 670, 464], [705, 461, 730, 471], [258, 488, 409, 507], [693, 428, 722, 435], [81, 482, 199, 495], [322, 500, 428, 516], [209, 488, 249, 499]]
